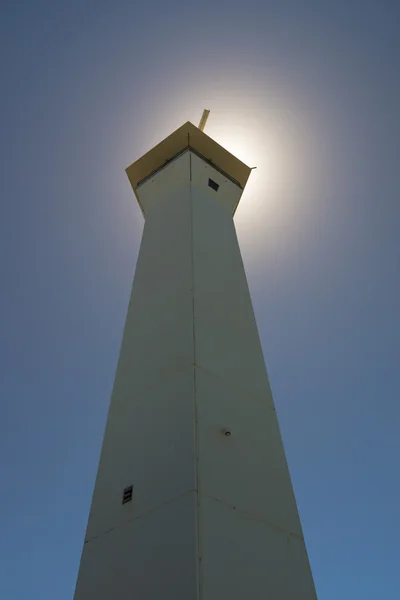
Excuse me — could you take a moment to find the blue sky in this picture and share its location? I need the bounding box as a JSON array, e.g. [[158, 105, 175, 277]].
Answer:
[[1, 1, 399, 598]]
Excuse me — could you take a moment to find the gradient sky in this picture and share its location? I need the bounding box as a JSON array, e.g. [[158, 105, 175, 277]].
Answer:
[[1, 1, 399, 598]]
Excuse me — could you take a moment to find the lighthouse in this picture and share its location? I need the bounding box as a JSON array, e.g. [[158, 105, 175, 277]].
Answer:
[[74, 114, 317, 599]]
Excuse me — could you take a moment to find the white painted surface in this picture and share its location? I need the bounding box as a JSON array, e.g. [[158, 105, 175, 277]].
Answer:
[[74, 150, 317, 598], [75, 492, 198, 600]]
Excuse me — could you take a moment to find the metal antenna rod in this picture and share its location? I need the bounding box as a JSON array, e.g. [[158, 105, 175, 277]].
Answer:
[[198, 109, 210, 132]]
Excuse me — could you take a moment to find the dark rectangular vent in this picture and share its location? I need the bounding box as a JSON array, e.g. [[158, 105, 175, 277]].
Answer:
[[208, 178, 219, 191], [122, 485, 133, 505]]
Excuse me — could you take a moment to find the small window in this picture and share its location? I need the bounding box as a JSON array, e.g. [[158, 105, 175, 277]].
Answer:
[[122, 485, 133, 505], [208, 178, 219, 191]]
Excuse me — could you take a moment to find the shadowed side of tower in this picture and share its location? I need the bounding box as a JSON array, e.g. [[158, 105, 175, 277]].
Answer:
[[73, 121, 317, 599]]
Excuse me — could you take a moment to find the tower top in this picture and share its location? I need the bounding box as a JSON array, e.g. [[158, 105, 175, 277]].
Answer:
[[126, 121, 251, 205]]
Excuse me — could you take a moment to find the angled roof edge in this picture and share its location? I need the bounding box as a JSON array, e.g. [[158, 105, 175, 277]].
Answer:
[[125, 121, 251, 194]]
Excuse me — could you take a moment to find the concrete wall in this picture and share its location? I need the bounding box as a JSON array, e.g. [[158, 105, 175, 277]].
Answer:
[[74, 150, 317, 599]]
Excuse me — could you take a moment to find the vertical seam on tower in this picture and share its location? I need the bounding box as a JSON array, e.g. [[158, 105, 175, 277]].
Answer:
[[189, 146, 202, 600]]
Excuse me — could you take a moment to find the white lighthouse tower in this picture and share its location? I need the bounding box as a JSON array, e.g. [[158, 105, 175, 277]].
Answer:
[[74, 114, 317, 599]]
